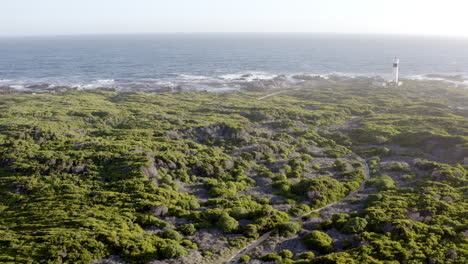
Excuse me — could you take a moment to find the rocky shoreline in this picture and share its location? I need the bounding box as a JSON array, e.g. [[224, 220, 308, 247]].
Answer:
[[1, 74, 466, 95]]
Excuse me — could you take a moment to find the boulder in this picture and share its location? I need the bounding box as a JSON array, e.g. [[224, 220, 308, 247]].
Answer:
[[0, 86, 16, 95], [151, 205, 169, 217], [71, 165, 86, 174], [26, 83, 50, 90]]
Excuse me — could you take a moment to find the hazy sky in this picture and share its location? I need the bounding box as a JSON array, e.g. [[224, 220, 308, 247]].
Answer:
[[1, 0, 468, 37]]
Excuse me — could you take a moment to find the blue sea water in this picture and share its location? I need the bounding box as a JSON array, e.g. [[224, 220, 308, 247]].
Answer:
[[0, 34, 467, 91]]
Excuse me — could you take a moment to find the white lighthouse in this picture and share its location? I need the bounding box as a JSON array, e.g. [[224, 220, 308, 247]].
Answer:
[[392, 57, 400, 85]]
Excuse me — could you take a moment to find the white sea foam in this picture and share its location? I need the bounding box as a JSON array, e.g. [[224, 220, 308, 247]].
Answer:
[[407, 74, 468, 86], [178, 74, 211, 81], [76, 79, 116, 90], [4, 71, 468, 94], [219, 72, 278, 82], [155, 80, 177, 87], [245, 72, 278, 81], [219, 73, 244, 80]]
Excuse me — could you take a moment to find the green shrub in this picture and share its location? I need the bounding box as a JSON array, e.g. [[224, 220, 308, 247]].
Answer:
[[331, 213, 350, 229], [277, 221, 302, 237], [241, 152, 254, 161], [272, 180, 294, 193], [289, 204, 311, 217], [281, 164, 293, 174], [177, 224, 196, 236], [260, 253, 282, 262], [333, 160, 349, 172], [256, 197, 270, 204], [295, 260, 311, 264], [161, 244, 188, 259], [287, 169, 302, 179], [228, 236, 249, 248], [401, 173, 416, 181], [160, 229, 183, 241], [301, 154, 314, 162], [297, 251, 315, 259], [257, 167, 275, 178], [243, 224, 259, 238], [136, 213, 170, 228], [310, 252, 359, 264], [341, 217, 368, 234], [231, 206, 249, 219], [239, 255, 251, 262], [303, 231, 334, 253], [276, 173, 288, 181], [216, 213, 239, 233], [347, 198, 361, 204], [317, 219, 333, 230], [365, 193, 383, 207], [291, 176, 350, 208], [181, 239, 198, 250], [366, 174, 395, 191], [279, 249, 294, 259]]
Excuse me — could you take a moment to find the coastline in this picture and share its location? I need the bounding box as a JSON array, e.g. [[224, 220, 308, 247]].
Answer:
[[1, 73, 467, 95]]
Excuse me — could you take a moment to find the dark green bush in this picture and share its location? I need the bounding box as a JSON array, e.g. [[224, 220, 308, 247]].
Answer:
[[177, 224, 196, 236], [260, 253, 282, 262], [331, 213, 350, 229], [161, 244, 188, 259], [277, 221, 302, 237], [289, 204, 311, 217], [242, 224, 259, 238], [341, 217, 368, 234], [160, 229, 183, 241], [303, 231, 334, 253], [216, 213, 239, 233], [366, 174, 395, 190], [239, 255, 251, 262], [297, 251, 315, 260], [279, 249, 293, 259]]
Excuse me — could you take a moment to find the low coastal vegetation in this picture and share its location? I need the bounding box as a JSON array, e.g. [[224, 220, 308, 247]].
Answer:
[[0, 79, 466, 263]]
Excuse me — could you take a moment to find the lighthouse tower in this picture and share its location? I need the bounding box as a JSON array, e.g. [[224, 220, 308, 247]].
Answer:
[[392, 57, 400, 85]]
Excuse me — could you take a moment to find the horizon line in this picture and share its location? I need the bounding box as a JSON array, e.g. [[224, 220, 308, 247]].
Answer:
[[1, 31, 468, 40]]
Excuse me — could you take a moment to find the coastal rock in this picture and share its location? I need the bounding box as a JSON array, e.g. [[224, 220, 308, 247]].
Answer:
[[142, 163, 158, 183], [48, 86, 74, 92], [0, 86, 16, 94], [292, 74, 323, 81], [150, 205, 169, 217], [71, 165, 87, 174], [222, 159, 235, 170], [26, 83, 50, 90]]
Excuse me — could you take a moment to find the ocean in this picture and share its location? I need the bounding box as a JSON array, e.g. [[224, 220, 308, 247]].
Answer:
[[1, 33, 468, 92]]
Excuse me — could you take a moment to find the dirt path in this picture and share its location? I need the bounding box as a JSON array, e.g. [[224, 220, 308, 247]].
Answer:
[[225, 155, 370, 264]]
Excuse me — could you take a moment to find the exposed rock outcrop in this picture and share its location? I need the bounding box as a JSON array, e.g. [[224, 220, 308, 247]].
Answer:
[[150, 205, 169, 217]]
